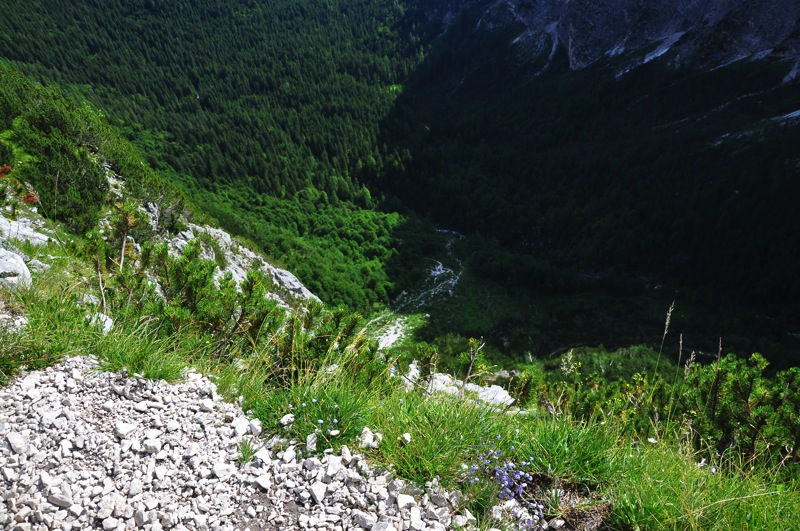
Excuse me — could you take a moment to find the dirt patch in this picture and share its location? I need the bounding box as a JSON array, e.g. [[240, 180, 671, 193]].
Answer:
[[231, 491, 302, 531]]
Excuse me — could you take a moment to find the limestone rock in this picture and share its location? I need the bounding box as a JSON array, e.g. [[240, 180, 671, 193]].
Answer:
[[310, 481, 327, 504], [88, 312, 114, 335], [167, 222, 320, 304], [46, 493, 72, 508], [6, 431, 28, 454], [0, 356, 495, 531], [114, 422, 137, 439], [0, 249, 32, 290], [254, 475, 271, 491], [353, 509, 377, 528], [0, 214, 52, 245]]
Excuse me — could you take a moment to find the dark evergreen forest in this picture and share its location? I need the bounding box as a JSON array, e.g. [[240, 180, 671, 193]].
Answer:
[[2, 0, 799, 365], [0, 0, 439, 309]]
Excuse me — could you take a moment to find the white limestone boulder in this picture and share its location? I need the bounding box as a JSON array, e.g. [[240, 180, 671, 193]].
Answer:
[[0, 249, 32, 290]]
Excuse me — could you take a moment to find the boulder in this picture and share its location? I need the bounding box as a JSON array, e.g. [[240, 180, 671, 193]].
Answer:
[[478, 385, 516, 407], [88, 312, 114, 335], [0, 249, 32, 290], [0, 214, 51, 246]]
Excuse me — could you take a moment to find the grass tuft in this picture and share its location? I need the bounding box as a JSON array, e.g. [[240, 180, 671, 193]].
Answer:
[[236, 437, 259, 466], [96, 318, 188, 382]]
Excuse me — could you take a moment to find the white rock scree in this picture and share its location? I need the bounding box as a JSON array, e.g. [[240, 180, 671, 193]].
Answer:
[[0, 357, 506, 531]]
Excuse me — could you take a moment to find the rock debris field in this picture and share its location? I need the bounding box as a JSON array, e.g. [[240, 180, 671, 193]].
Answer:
[[0, 357, 489, 531]]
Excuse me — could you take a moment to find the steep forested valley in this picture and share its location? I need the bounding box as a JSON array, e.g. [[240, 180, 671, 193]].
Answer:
[[2, 0, 800, 367], [1, 0, 439, 310]]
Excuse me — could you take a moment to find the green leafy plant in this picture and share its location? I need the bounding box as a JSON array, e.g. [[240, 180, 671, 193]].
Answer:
[[237, 438, 260, 466]]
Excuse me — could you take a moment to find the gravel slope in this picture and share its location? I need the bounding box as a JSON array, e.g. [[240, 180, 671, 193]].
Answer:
[[0, 357, 478, 531]]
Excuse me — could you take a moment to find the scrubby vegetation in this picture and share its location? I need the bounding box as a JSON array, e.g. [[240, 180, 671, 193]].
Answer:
[[2, 222, 799, 529], [0, 62, 183, 234], [2, 159, 799, 529]]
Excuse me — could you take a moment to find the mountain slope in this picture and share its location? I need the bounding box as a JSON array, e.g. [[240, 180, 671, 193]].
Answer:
[[0, 0, 431, 309], [423, 0, 800, 69], [3, 1, 800, 363], [376, 1, 800, 317]]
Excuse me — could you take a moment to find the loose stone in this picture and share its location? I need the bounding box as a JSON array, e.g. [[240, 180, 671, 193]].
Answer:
[[0, 356, 484, 531]]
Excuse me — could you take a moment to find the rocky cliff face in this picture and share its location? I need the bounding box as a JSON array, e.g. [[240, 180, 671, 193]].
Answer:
[[433, 0, 800, 69], [165, 222, 320, 304]]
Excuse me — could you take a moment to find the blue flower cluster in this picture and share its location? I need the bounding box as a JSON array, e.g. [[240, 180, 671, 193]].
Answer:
[[466, 438, 547, 527]]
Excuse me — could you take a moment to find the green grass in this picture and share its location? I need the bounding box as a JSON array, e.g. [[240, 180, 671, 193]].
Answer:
[[1, 269, 96, 381], [248, 382, 373, 453], [606, 441, 800, 529], [514, 417, 614, 488], [370, 389, 509, 486], [236, 437, 260, 466], [96, 320, 190, 382]]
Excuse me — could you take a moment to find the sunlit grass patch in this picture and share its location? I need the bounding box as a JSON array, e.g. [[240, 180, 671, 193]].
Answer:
[[248, 381, 371, 454], [96, 319, 190, 382], [606, 440, 800, 530], [236, 437, 260, 466], [370, 389, 509, 487]]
